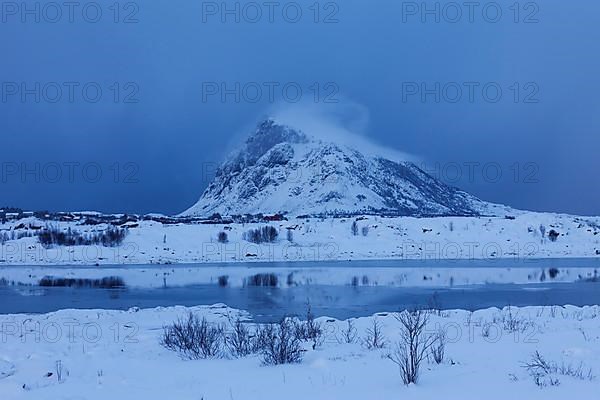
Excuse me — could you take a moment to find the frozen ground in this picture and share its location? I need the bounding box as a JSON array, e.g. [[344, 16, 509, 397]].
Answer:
[[0, 304, 598, 399], [0, 212, 599, 266]]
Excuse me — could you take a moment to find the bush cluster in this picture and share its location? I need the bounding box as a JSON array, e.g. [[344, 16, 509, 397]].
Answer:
[[217, 231, 228, 243], [161, 308, 325, 365], [243, 226, 278, 244], [522, 351, 596, 387], [38, 225, 127, 247], [161, 314, 225, 360]]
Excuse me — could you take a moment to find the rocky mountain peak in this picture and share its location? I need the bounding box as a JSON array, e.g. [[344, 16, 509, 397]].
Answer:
[[182, 119, 497, 218]]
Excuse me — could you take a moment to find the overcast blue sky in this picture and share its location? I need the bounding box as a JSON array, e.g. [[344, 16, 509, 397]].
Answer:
[[1, 0, 599, 216]]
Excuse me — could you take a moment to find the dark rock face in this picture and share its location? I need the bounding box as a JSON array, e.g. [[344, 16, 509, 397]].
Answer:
[[182, 119, 491, 217]]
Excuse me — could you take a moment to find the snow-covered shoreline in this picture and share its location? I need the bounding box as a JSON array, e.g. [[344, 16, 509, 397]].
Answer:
[[1, 304, 598, 399], [1, 212, 599, 267], [1, 212, 598, 290]]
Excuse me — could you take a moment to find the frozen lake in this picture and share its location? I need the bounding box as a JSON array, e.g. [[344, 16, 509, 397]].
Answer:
[[1, 281, 599, 322], [1, 258, 598, 321]]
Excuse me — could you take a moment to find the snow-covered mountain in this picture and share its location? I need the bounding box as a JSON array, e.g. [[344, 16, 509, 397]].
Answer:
[[182, 119, 505, 217]]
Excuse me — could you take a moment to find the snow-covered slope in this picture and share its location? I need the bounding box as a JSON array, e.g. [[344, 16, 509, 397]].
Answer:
[[182, 119, 503, 217]]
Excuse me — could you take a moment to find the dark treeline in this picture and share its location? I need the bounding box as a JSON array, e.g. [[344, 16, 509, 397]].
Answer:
[[38, 276, 126, 288], [37, 225, 128, 247], [242, 226, 278, 244]]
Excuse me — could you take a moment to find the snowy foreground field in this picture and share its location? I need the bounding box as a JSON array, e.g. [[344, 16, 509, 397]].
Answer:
[[0, 304, 598, 399], [1, 212, 600, 266]]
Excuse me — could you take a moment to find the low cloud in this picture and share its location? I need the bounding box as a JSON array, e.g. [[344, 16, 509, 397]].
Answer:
[[267, 100, 420, 163]]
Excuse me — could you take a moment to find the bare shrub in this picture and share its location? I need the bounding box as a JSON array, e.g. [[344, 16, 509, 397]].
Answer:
[[161, 313, 225, 359], [388, 309, 436, 385], [351, 221, 358, 236], [522, 351, 596, 387], [482, 322, 492, 338], [557, 363, 595, 381], [362, 317, 387, 350], [548, 229, 560, 242], [226, 318, 255, 358], [430, 329, 446, 364], [496, 306, 535, 333], [337, 319, 358, 344], [257, 318, 303, 365], [293, 303, 323, 348], [55, 360, 64, 383], [217, 231, 228, 243], [579, 327, 590, 342], [523, 351, 559, 387]]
